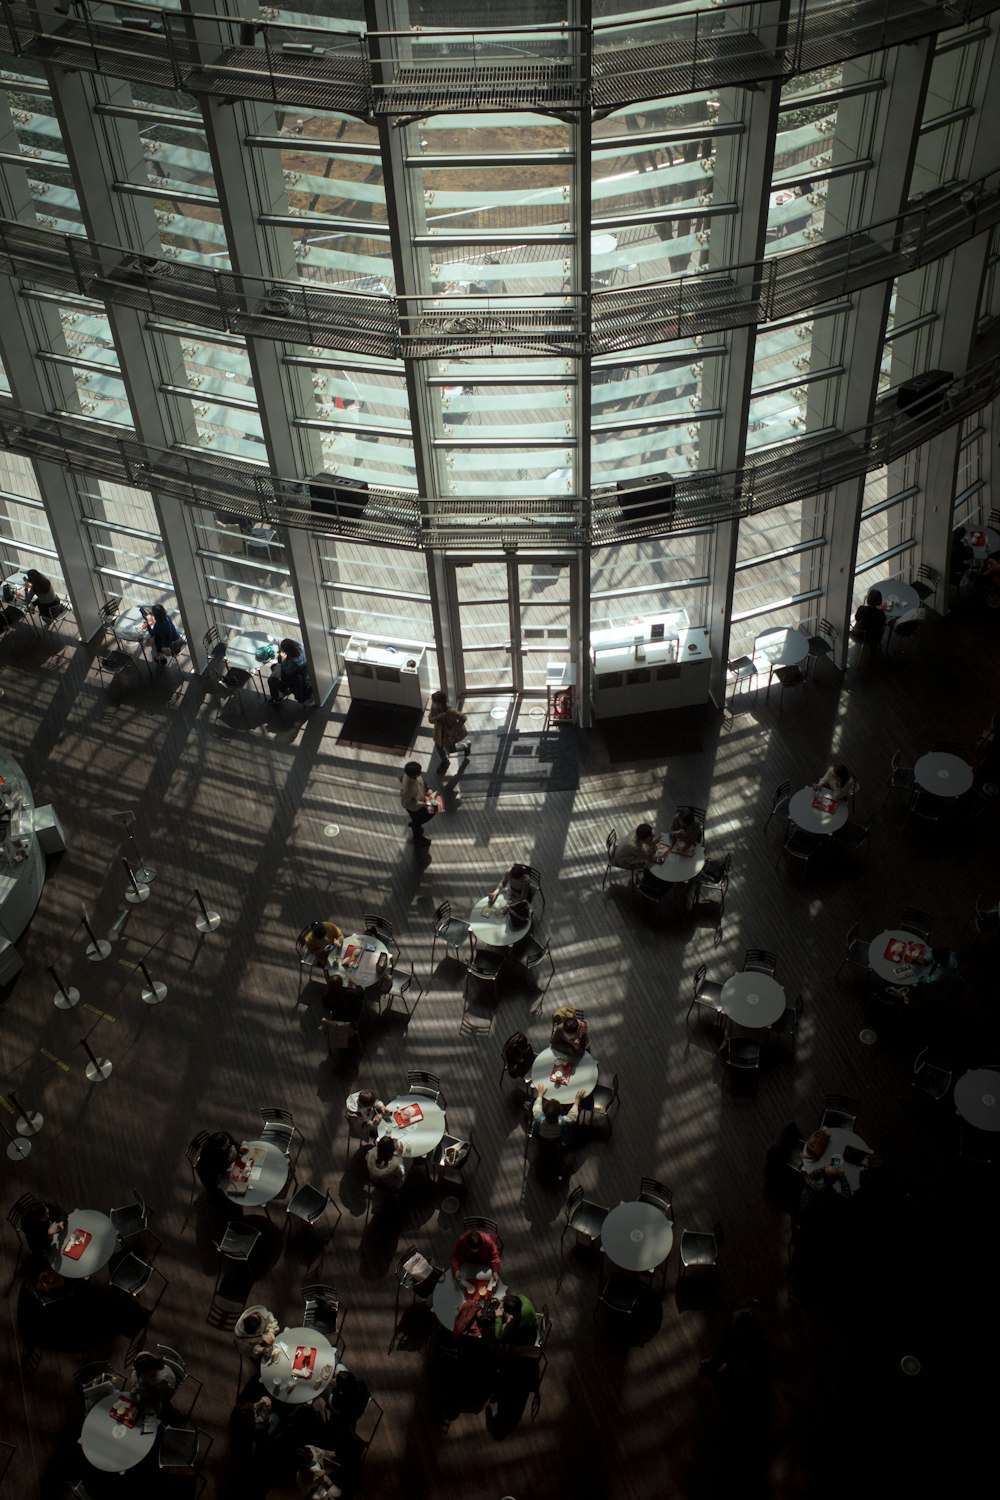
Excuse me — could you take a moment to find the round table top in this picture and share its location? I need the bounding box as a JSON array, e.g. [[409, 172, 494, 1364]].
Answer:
[[970, 525, 1000, 559], [954, 1069, 1000, 1131], [224, 629, 278, 673], [871, 578, 919, 615], [720, 971, 786, 1028], [378, 1094, 447, 1158], [56, 1208, 118, 1280], [260, 1326, 337, 1404], [328, 932, 392, 990], [646, 840, 706, 883], [755, 626, 809, 667], [802, 1127, 871, 1191], [80, 1392, 158, 1472], [530, 1046, 599, 1105], [868, 929, 928, 985], [433, 1264, 507, 1329], [914, 751, 973, 797], [468, 894, 531, 948], [788, 786, 849, 835], [221, 1139, 289, 1207], [601, 1201, 674, 1272]]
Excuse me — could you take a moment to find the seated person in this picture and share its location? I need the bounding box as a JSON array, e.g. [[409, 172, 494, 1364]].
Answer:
[[801, 1163, 852, 1205], [915, 946, 961, 1000], [670, 807, 700, 852], [147, 603, 181, 663], [490, 862, 532, 904], [851, 588, 887, 647], [196, 1130, 240, 1192], [125, 1351, 177, 1415], [365, 1134, 406, 1191], [21, 1199, 68, 1258], [269, 638, 312, 706], [530, 1086, 585, 1180], [303, 921, 345, 964], [297, 1444, 343, 1500], [550, 1004, 589, 1057], [617, 823, 656, 869], [321, 975, 363, 1023], [950, 525, 974, 583], [22, 568, 63, 620], [453, 1295, 500, 1341], [344, 1089, 386, 1140], [814, 763, 854, 800], [450, 1227, 502, 1284], [495, 1291, 538, 1349], [234, 1305, 280, 1361], [321, 1365, 370, 1430]]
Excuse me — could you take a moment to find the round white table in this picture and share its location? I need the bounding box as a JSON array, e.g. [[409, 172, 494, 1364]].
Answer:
[[80, 1392, 158, 1473], [914, 751, 973, 797], [720, 971, 786, 1028], [801, 1127, 871, 1191], [969, 524, 1000, 560], [56, 1208, 118, 1280], [530, 1046, 599, 1105], [221, 1139, 289, 1208], [223, 629, 278, 677], [328, 932, 392, 990], [260, 1326, 337, 1404], [378, 1094, 447, 1158], [954, 1069, 1000, 1132], [871, 578, 919, 616], [646, 840, 706, 883], [754, 626, 809, 667], [601, 1201, 674, 1273], [468, 894, 531, 949], [433, 1264, 507, 1329], [868, 929, 929, 985], [788, 787, 849, 835]]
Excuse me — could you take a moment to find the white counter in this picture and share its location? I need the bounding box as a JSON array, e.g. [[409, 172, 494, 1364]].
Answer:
[[591, 628, 713, 719], [343, 638, 431, 708]]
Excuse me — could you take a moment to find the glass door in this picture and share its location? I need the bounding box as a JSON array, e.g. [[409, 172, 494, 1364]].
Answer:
[[448, 556, 575, 697]]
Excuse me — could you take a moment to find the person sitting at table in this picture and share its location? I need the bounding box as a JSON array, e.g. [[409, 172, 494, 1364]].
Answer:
[[489, 862, 532, 905], [268, 638, 313, 706], [531, 1086, 585, 1181], [125, 1351, 177, 1415], [801, 1163, 853, 1204], [196, 1129, 241, 1192], [303, 921, 345, 982], [21, 1199, 68, 1257], [234, 1305, 280, 1361], [851, 588, 887, 657], [495, 1291, 538, 1349], [670, 807, 700, 852], [617, 823, 657, 869], [317, 1364, 370, 1432], [814, 763, 854, 800], [147, 603, 181, 663], [296, 1444, 343, 1500], [366, 1134, 406, 1192], [950, 525, 975, 584], [344, 1089, 386, 1140], [21, 568, 63, 620], [450, 1227, 502, 1284], [550, 1004, 589, 1057]]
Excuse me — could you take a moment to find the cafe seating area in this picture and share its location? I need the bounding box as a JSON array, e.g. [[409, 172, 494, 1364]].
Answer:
[[0, 590, 998, 1500]]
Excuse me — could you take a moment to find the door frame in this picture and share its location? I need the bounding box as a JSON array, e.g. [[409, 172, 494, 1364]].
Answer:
[[444, 552, 579, 699]]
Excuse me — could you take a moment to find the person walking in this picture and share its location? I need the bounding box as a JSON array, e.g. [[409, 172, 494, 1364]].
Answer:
[[428, 690, 470, 774], [400, 761, 437, 845]]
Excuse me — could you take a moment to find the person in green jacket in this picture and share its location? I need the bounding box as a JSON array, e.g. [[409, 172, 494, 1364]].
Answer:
[[495, 1292, 538, 1348]]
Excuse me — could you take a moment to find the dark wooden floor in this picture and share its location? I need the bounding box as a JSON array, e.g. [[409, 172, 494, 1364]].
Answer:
[[1, 604, 997, 1500]]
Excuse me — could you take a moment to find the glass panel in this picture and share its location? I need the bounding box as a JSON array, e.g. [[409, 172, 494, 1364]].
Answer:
[[0, 453, 63, 582], [855, 469, 916, 572], [590, 532, 711, 634], [316, 537, 433, 647], [193, 507, 297, 632], [0, 71, 83, 232], [517, 559, 571, 693], [454, 559, 511, 691], [78, 479, 176, 600], [730, 600, 818, 664]]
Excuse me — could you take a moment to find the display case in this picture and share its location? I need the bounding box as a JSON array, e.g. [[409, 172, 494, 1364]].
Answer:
[[0, 749, 46, 948], [342, 636, 431, 708], [590, 611, 712, 719]]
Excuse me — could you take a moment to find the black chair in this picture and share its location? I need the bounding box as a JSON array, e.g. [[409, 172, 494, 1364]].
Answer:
[[512, 932, 555, 995], [286, 1183, 339, 1236], [892, 616, 922, 657], [464, 934, 506, 1000], [833, 815, 872, 857], [499, 1031, 536, 1091], [676, 805, 707, 842], [109, 1189, 159, 1253], [687, 962, 724, 1027], [770, 662, 806, 713], [524, 865, 546, 912], [898, 908, 932, 941], [109, 1253, 166, 1310], [910, 563, 940, 608], [258, 1106, 304, 1164], [692, 853, 731, 920], [911, 1049, 952, 1102], [884, 750, 915, 805], [74, 1362, 122, 1413], [406, 1070, 445, 1108], [775, 825, 823, 872], [835, 921, 871, 980], [806, 618, 838, 676], [157, 1426, 212, 1474], [725, 655, 757, 710], [428, 1132, 480, 1182], [821, 1094, 861, 1132], [302, 1283, 344, 1342], [717, 1036, 761, 1086], [382, 961, 423, 1026], [213, 1223, 260, 1291], [94, 647, 142, 692], [905, 786, 944, 829], [561, 1185, 610, 1250], [390, 1246, 443, 1352], [7, 1191, 41, 1245], [578, 1073, 619, 1135], [763, 780, 790, 833], [678, 1222, 724, 1278], [431, 901, 471, 967], [769, 993, 803, 1045], [185, 1131, 210, 1186], [743, 948, 777, 976], [363, 912, 400, 958], [595, 1271, 646, 1321], [637, 1177, 673, 1217], [603, 829, 629, 890]]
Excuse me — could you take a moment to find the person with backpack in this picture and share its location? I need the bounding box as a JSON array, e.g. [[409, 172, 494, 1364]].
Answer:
[[428, 689, 471, 773]]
